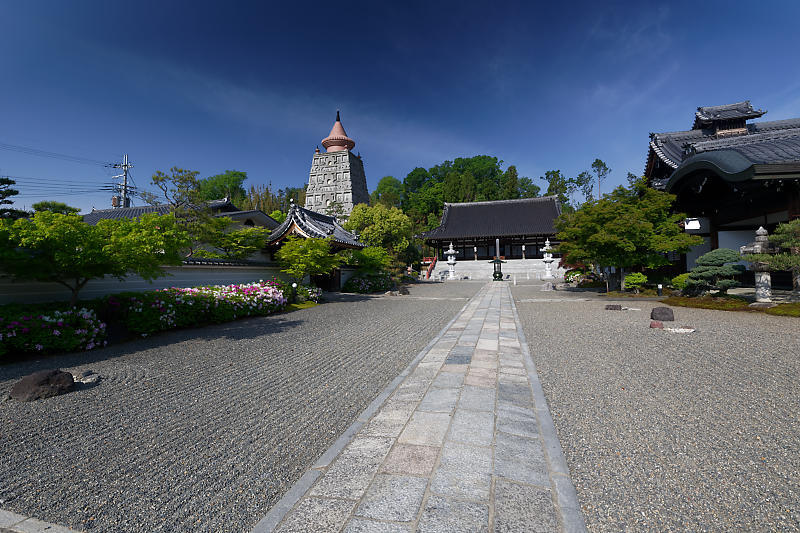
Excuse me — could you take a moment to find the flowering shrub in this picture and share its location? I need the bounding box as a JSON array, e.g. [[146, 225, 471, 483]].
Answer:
[[109, 280, 288, 336], [0, 308, 107, 357], [342, 272, 393, 293], [269, 279, 322, 303]]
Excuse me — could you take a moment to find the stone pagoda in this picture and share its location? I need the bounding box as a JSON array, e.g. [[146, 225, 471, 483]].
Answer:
[[304, 111, 369, 217]]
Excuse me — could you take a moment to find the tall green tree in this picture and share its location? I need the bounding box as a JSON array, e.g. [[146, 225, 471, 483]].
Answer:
[[517, 177, 540, 198], [344, 203, 414, 258], [195, 170, 248, 204], [540, 170, 573, 211], [591, 159, 610, 199], [0, 177, 29, 219], [32, 201, 80, 215], [370, 176, 404, 208], [555, 177, 702, 276], [193, 217, 270, 260], [0, 212, 188, 305], [275, 236, 343, 283], [142, 167, 201, 208]]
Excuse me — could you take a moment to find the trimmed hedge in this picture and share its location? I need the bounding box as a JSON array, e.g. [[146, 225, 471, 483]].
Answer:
[[342, 272, 393, 293]]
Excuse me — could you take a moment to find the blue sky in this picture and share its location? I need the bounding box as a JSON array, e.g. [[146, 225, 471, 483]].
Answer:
[[2, 1, 800, 214]]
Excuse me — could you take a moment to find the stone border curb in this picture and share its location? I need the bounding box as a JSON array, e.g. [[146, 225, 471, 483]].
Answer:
[[0, 509, 77, 533], [250, 293, 475, 533], [511, 288, 588, 533]]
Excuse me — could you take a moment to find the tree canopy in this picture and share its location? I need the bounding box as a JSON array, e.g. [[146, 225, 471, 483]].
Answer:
[[32, 201, 80, 215], [0, 177, 28, 220], [344, 203, 413, 259], [370, 176, 403, 208], [400, 156, 539, 232], [0, 212, 189, 305], [275, 236, 343, 283], [195, 170, 248, 203], [555, 177, 702, 270], [193, 216, 271, 260]]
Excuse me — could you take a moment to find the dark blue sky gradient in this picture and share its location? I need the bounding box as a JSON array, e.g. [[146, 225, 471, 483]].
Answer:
[[2, 1, 800, 213]]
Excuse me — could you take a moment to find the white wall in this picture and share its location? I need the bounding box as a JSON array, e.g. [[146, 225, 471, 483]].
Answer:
[[0, 265, 287, 305]]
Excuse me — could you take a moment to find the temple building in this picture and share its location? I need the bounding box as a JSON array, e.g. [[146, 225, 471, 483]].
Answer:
[[304, 111, 370, 217], [265, 202, 364, 252], [421, 197, 562, 279], [645, 101, 800, 268]]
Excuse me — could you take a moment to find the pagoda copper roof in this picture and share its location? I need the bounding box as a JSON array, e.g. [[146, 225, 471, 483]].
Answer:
[[321, 111, 355, 152], [421, 197, 561, 241]]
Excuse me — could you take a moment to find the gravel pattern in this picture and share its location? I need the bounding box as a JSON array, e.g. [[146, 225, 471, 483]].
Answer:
[[512, 281, 800, 531], [0, 281, 481, 533]]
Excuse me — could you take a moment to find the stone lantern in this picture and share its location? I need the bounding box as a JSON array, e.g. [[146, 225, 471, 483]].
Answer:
[[740, 226, 776, 306], [444, 242, 459, 280]]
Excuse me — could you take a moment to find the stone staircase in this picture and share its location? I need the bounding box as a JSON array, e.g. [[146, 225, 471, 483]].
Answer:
[[429, 258, 565, 281]]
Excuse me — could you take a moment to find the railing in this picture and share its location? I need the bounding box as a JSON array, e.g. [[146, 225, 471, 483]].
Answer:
[[425, 256, 437, 279]]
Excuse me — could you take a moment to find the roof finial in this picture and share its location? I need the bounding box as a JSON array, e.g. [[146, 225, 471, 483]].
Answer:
[[336, 109, 341, 122], [322, 110, 355, 152]]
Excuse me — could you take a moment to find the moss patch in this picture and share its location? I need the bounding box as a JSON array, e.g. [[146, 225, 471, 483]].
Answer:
[[284, 301, 319, 312], [765, 303, 800, 317], [661, 296, 800, 317]]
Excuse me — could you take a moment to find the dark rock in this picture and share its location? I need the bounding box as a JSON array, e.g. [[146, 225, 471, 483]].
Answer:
[[650, 320, 664, 329], [399, 286, 410, 295], [605, 304, 622, 311], [10, 369, 75, 402], [650, 307, 675, 321]]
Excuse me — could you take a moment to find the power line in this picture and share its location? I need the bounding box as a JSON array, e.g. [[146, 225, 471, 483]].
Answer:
[[0, 142, 111, 166]]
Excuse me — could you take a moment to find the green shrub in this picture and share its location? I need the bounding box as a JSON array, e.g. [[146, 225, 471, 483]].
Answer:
[[686, 248, 745, 295], [671, 272, 690, 291], [342, 272, 393, 293], [624, 272, 647, 292]]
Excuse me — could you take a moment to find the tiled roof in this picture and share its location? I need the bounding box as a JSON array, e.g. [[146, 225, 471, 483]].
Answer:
[[648, 111, 800, 189], [693, 101, 766, 129], [267, 204, 365, 248], [81, 200, 277, 226], [421, 197, 561, 241], [83, 205, 171, 225]]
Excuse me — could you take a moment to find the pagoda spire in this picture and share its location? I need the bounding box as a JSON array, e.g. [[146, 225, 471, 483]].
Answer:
[[321, 110, 355, 152]]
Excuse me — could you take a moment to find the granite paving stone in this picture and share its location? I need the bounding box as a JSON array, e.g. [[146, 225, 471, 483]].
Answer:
[[448, 409, 494, 446], [431, 372, 465, 389], [457, 385, 495, 412], [275, 497, 355, 533], [343, 518, 411, 533], [497, 403, 539, 438], [418, 388, 459, 413], [265, 283, 583, 533], [397, 412, 452, 446], [495, 432, 550, 487], [417, 495, 489, 533], [355, 475, 427, 522], [494, 479, 559, 533], [379, 444, 439, 476]]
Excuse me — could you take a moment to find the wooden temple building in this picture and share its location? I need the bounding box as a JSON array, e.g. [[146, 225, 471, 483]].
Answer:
[[645, 101, 800, 269], [421, 197, 561, 261]]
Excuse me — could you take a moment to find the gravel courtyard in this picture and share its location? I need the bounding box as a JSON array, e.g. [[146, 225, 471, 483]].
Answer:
[[512, 283, 800, 532], [0, 281, 482, 532]]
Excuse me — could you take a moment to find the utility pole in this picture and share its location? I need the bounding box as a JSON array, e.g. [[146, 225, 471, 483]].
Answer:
[[111, 154, 133, 208]]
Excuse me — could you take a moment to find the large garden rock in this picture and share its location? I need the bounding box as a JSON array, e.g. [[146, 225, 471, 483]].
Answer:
[[650, 307, 674, 321], [605, 304, 622, 311], [10, 369, 75, 402]]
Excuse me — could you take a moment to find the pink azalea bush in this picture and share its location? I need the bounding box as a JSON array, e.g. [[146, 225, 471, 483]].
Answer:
[[114, 280, 288, 336], [0, 308, 107, 357]]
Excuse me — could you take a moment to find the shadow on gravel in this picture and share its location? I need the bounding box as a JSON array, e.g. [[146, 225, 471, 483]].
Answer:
[[0, 314, 303, 383]]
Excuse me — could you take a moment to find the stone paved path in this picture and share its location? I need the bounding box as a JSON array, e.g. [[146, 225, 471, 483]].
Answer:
[[254, 282, 586, 532]]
